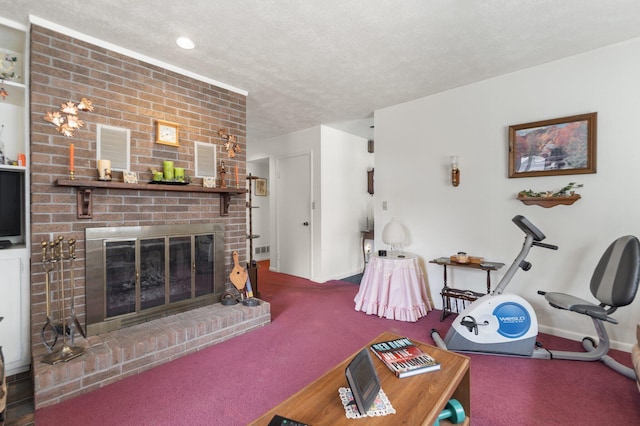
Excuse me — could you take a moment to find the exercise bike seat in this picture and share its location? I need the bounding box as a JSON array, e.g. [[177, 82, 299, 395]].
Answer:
[[544, 293, 617, 323], [542, 235, 640, 325]]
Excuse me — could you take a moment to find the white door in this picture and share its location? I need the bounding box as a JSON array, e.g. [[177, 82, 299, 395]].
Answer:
[[277, 153, 311, 278]]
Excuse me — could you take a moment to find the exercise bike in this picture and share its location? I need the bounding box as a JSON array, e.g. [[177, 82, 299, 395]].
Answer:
[[431, 215, 640, 379]]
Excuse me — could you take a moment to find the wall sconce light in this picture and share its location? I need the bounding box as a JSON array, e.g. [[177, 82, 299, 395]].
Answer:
[[451, 155, 460, 187]]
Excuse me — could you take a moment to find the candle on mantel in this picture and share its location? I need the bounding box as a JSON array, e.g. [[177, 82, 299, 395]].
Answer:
[[69, 143, 75, 172], [235, 165, 239, 187]]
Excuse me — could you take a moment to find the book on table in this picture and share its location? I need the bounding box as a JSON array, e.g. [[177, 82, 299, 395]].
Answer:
[[370, 336, 441, 378]]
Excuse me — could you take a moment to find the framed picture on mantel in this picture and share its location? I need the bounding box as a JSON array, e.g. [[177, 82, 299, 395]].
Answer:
[[508, 112, 597, 178]]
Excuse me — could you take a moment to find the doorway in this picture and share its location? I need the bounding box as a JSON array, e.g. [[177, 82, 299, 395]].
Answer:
[[276, 153, 311, 279]]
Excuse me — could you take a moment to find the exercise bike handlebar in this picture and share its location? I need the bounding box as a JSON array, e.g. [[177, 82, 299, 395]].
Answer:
[[493, 216, 558, 295], [533, 241, 558, 250]]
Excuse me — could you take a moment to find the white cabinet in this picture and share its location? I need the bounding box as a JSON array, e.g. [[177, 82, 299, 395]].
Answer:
[[0, 17, 30, 375], [0, 248, 30, 375]]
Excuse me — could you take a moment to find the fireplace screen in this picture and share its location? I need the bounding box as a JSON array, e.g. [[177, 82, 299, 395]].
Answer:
[[86, 223, 225, 335]]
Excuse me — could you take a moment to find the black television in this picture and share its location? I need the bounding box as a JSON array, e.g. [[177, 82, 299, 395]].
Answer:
[[345, 348, 381, 415], [0, 169, 24, 245]]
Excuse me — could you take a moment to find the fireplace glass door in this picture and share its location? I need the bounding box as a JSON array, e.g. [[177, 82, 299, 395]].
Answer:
[[140, 238, 166, 310], [195, 234, 215, 297], [105, 239, 136, 318], [86, 223, 225, 335], [169, 236, 192, 302]]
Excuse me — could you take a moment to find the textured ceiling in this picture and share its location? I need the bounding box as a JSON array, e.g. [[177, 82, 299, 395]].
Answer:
[[3, 1, 640, 143]]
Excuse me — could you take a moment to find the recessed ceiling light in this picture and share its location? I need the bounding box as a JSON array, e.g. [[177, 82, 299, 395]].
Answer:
[[176, 37, 195, 50]]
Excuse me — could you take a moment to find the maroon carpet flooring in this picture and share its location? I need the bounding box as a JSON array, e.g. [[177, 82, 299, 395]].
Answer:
[[36, 264, 640, 425]]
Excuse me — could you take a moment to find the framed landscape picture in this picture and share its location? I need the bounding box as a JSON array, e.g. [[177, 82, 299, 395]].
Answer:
[[508, 112, 597, 178], [255, 178, 267, 196]]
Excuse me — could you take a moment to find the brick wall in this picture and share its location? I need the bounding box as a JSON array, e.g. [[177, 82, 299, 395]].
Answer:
[[29, 25, 248, 368]]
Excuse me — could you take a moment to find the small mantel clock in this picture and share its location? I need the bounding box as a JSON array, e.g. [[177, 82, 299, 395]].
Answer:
[[156, 120, 180, 146]]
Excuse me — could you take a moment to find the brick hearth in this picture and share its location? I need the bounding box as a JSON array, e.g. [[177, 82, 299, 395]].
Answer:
[[33, 301, 270, 409]]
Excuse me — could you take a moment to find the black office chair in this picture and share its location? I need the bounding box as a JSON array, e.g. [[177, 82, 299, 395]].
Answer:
[[541, 235, 640, 379]]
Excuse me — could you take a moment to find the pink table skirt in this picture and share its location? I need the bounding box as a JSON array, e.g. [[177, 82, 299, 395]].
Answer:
[[354, 253, 432, 322]]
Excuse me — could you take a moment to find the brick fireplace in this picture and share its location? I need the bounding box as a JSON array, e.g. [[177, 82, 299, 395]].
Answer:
[[28, 25, 269, 408]]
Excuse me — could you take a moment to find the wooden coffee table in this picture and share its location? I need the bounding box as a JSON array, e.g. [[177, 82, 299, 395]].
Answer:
[[250, 331, 470, 425]]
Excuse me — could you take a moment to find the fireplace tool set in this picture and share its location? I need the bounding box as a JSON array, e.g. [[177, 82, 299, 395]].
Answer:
[[40, 236, 87, 364]]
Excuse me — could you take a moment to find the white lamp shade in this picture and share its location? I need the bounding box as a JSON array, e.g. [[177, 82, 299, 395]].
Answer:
[[382, 219, 406, 246]]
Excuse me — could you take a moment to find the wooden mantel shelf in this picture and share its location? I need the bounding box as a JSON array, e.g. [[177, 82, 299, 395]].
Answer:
[[56, 179, 247, 218]]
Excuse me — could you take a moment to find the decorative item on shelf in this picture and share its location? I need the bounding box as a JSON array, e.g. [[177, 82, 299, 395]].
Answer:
[[0, 53, 18, 100], [0, 53, 18, 80], [43, 98, 94, 137], [69, 143, 75, 179], [151, 168, 163, 181], [218, 160, 227, 188], [456, 252, 469, 263], [218, 128, 241, 158], [203, 176, 216, 188], [451, 155, 460, 187], [174, 167, 185, 181], [517, 182, 583, 208], [148, 162, 189, 184], [449, 254, 484, 264], [382, 218, 406, 255], [123, 170, 138, 184], [97, 159, 112, 181], [163, 160, 174, 180]]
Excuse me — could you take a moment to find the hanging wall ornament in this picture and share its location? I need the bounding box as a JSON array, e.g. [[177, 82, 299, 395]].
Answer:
[[218, 128, 241, 157], [43, 98, 94, 137]]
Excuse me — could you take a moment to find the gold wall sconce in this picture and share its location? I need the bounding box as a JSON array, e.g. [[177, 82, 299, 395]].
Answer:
[[451, 156, 460, 187]]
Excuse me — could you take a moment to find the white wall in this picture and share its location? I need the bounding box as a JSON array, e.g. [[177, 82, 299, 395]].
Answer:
[[374, 37, 640, 349], [320, 126, 373, 280], [248, 125, 373, 282]]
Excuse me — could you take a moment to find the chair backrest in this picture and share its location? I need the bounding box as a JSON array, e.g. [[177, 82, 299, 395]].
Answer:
[[591, 235, 640, 307]]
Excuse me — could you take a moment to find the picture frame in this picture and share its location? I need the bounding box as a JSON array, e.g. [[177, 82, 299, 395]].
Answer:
[[156, 119, 180, 147], [508, 112, 597, 178], [202, 176, 216, 188], [123, 170, 138, 184], [255, 178, 267, 196]]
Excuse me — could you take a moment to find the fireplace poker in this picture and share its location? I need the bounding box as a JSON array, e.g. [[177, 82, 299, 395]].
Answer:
[[67, 239, 86, 343], [40, 241, 58, 351]]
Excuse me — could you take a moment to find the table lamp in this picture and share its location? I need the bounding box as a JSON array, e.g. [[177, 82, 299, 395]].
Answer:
[[382, 218, 406, 254]]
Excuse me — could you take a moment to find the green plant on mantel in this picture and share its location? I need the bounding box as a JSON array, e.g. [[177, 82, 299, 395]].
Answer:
[[518, 182, 583, 198]]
